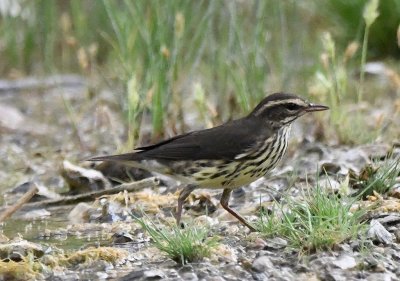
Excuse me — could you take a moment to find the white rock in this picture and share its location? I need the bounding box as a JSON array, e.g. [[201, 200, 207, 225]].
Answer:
[[332, 254, 357, 270], [368, 219, 393, 244]]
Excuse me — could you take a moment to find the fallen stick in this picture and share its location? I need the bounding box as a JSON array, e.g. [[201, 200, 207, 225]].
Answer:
[[0, 184, 39, 223], [21, 177, 160, 209]]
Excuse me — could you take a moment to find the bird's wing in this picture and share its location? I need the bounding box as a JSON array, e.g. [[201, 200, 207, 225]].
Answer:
[[89, 117, 272, 162], [133, 117, 271, 161]]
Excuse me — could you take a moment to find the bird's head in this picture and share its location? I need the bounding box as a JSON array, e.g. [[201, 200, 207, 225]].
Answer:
[[249, 92, 329, 128]]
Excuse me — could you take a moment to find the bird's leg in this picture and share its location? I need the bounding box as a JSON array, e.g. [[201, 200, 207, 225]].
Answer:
[[220, 188, 256, 232], [176, 184, 197, 226]]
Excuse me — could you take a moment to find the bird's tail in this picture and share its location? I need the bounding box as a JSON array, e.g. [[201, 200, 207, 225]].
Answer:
[[87, 152, 170, 175], [86, 151, 143, 162]]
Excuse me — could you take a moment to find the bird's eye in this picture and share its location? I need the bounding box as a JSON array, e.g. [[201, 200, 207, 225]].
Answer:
[[285, 103, 301, 111]]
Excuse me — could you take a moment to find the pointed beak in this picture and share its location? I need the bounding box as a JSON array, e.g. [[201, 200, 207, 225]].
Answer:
[[305, 103, 329, 112]]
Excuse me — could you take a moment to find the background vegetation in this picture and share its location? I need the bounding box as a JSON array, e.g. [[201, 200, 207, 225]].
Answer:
[[0, 0, 399, 146]]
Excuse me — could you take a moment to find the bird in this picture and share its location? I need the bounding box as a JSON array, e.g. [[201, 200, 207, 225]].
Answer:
[[88, 92, 328, 231]]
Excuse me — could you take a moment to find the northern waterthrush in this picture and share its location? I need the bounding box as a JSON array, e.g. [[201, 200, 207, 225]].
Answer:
[[89, 93, 328, 231]]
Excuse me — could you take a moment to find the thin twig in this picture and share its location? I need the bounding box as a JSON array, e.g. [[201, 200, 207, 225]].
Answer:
[[0, 184, 39, 223], [21, 177, 160, 209]]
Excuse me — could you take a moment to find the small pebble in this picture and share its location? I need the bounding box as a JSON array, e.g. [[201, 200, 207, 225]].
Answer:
[[180, 272, 198, 281], [252, 255, 274, 272], [264, 237, 288, 250], [374, 263, 386, 273]]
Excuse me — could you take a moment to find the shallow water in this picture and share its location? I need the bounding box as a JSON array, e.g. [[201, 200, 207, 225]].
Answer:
[[0, 206, 110, 251]]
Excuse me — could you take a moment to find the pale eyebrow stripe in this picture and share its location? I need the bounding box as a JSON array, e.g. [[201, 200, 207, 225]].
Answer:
[[254, 99, 306, 116]]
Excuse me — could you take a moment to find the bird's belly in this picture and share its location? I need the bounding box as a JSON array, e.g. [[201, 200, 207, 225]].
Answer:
[[193, 164, 269, 189], [212, 136, 289, 189], [192, 154, 285, 189]]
